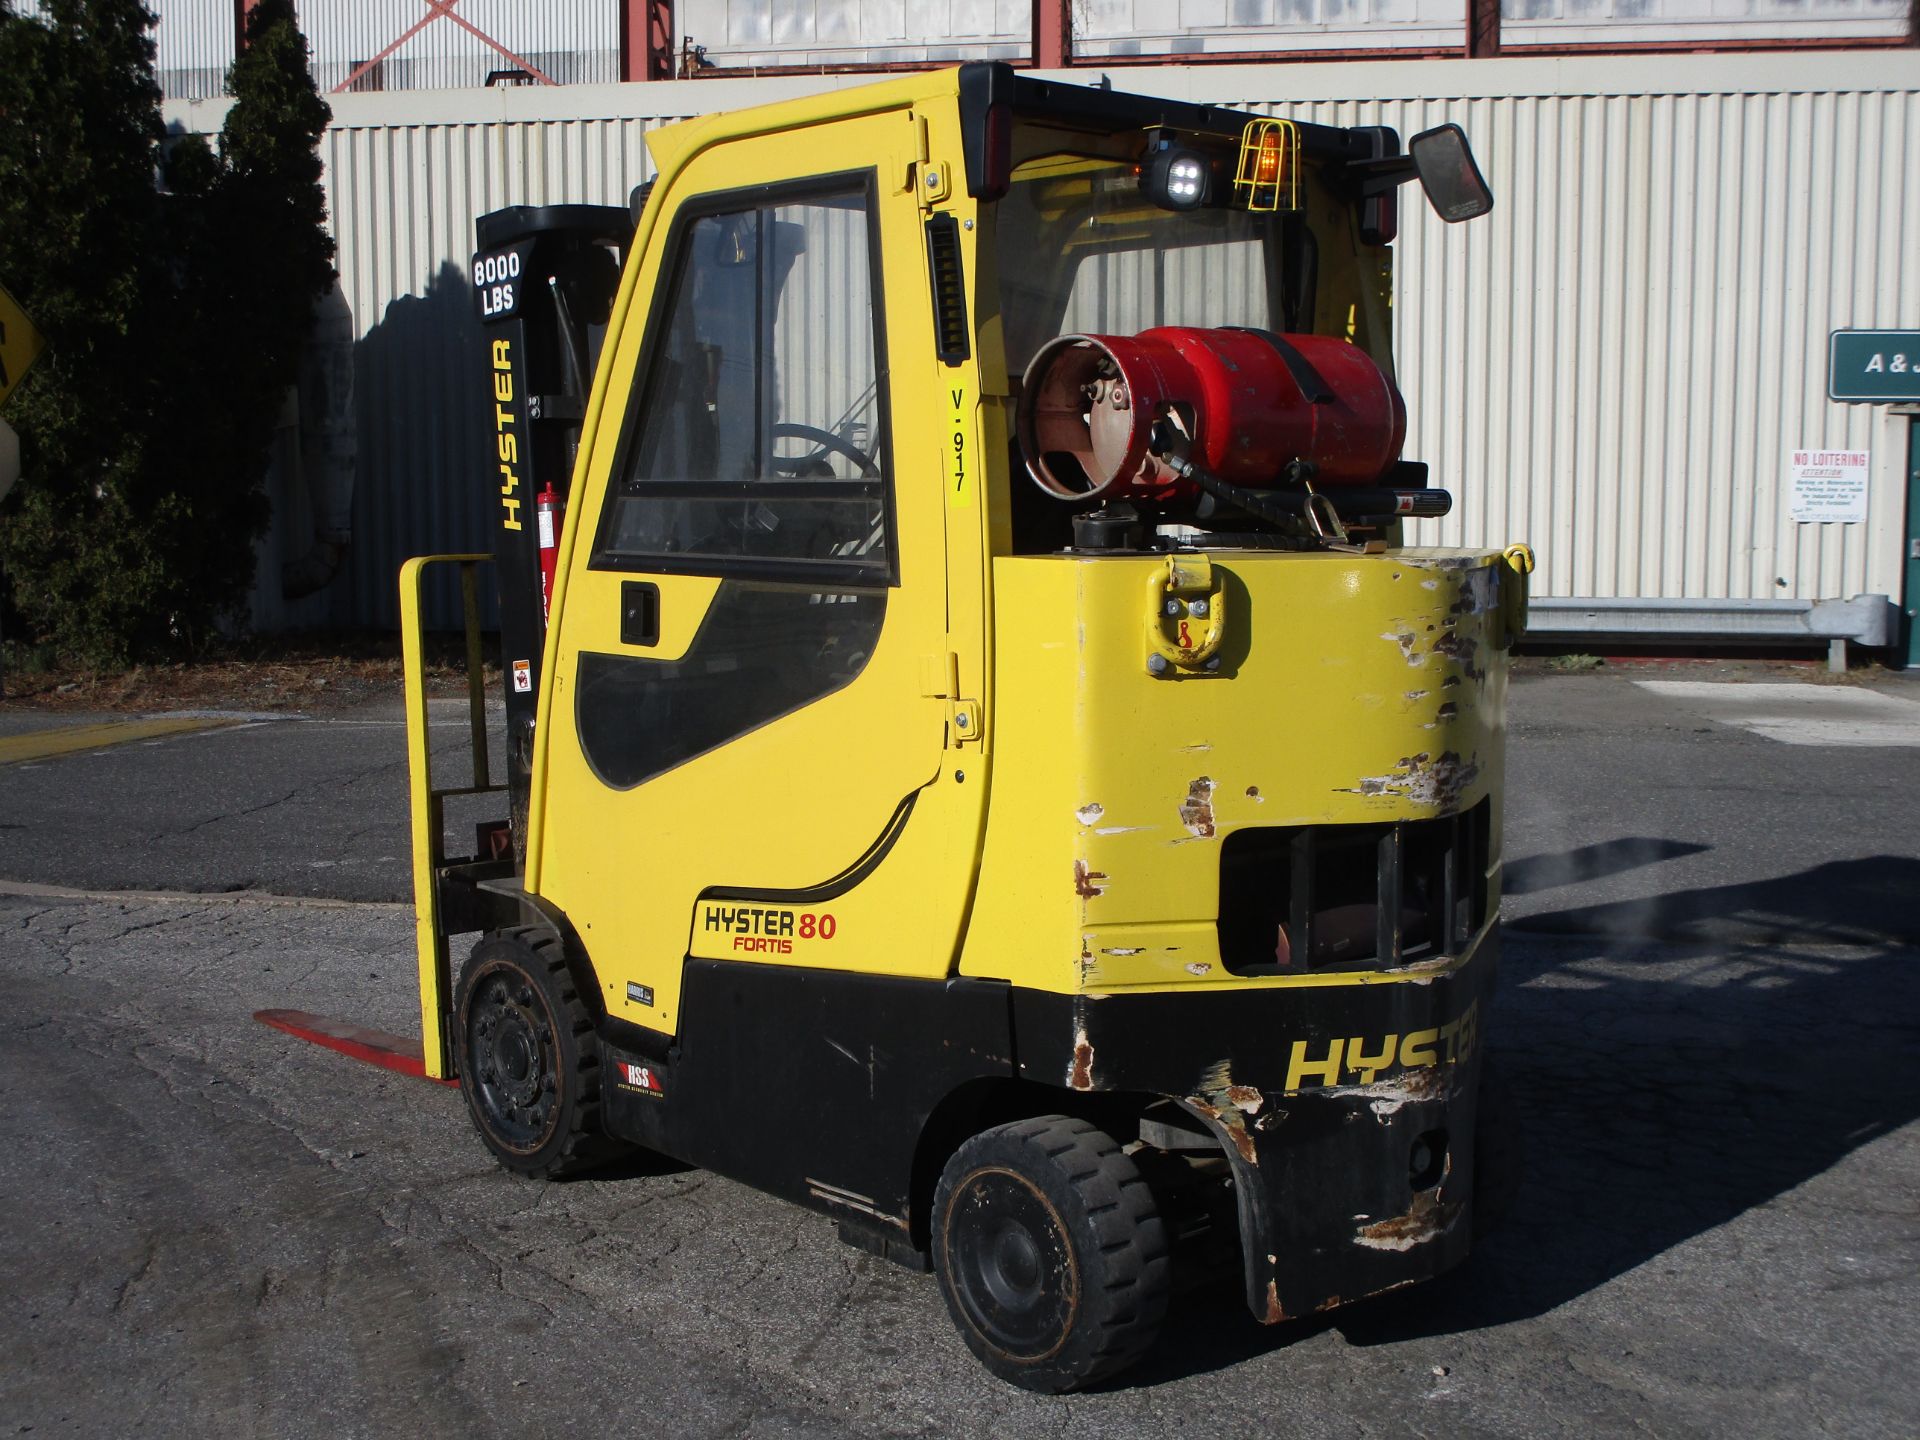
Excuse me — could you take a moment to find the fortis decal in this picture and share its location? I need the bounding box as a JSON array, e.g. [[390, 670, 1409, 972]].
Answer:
[[696, 903, 839, 955]]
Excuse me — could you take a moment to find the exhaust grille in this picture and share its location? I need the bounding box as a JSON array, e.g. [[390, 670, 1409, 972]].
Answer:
[[1217, 801, 1491, 975]]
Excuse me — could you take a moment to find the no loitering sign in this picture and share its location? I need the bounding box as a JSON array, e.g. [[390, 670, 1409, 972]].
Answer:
[[1788, 449, 1869, 523]]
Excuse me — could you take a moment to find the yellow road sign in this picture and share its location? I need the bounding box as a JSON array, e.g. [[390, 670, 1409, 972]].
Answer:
[[0, 281, 47, 410]]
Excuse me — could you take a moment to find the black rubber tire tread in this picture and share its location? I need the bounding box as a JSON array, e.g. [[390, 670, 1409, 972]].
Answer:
[[453, 925, 627, 1180], [931, 1114, 1171, 1393]]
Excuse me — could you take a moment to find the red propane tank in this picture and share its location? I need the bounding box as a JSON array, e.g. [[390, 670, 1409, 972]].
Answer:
[[1016, 326, 1407, 503]]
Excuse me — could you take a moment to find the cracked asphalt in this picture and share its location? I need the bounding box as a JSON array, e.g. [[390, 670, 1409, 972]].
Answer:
[[2, 669, 1918, 1437]]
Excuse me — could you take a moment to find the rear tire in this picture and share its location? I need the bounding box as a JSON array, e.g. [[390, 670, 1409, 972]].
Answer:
[[931, 1115, 1170, 1393], [453, 927, 622, 1179]]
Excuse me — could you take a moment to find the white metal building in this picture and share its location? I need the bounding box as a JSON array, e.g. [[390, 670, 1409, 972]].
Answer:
[[153, 51, 1920, 655]]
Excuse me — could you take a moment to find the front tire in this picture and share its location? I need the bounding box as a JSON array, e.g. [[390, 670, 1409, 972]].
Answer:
[[453, 927, 621, 1179], [931, 1115, 1170, 1393]]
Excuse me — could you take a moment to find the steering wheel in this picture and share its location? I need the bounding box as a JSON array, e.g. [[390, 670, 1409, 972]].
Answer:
[[769, 422, 879, 480]]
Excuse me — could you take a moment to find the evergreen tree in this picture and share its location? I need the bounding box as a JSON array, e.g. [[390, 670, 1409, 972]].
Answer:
[[0, 0, 334, 664]]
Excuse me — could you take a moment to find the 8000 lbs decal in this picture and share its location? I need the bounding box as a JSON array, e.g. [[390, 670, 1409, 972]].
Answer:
[[693, 901, 839, 956]]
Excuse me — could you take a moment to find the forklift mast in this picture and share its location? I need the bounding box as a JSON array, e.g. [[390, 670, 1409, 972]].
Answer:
[[470, 204, 629, 853]]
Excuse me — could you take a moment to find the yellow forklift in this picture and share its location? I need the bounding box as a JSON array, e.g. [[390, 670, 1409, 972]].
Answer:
[[393, 63, 1529, 1391]]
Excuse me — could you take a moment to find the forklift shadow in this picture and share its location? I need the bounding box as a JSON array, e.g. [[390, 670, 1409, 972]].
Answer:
[[1503, 836, 1710, 897], [1133, 855, 1920, 1382], [589, 1148, 698, 1182]]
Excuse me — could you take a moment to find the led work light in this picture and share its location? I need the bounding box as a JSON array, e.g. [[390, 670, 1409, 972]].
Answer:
[[1140, 141, 1213, 211]]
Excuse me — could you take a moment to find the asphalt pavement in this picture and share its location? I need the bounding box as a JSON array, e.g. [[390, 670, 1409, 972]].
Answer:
[[2, 664, 1917, 1437]]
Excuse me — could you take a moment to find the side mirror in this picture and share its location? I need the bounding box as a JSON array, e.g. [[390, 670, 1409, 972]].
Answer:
[[1409, 124, 1493, 222]]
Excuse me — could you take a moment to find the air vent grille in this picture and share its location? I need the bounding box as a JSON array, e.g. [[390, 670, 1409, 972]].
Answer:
[[924, 213, 969, 366]]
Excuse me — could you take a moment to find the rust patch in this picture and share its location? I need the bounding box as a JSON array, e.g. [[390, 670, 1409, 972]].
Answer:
[[1189, 1100, 1259, 1165], [1073, 861, 1107, 899], [1224, 1084, 1264, 1113], [1179, 777, 1217, 837], [1068, 1035, 1095, 1091], [1263, 1279, 1287, 1323], [1355, 1190, 1463, 1252]]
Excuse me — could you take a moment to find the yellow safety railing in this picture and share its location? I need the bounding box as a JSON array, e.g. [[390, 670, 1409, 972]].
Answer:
[[399, 554, 503, 1080]]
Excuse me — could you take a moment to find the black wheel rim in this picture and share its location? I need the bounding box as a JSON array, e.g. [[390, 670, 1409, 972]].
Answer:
[[465, 965, 560, 1153], [945, 1167, 1078, 1361]]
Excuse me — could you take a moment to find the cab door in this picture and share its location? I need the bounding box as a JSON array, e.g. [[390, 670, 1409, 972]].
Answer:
[[528, 114, 986, 1039]]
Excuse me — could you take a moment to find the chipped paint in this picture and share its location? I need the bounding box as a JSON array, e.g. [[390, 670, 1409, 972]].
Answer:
[[1340, 750, 1481, 811], [1431, 631, 1481, 680], [1178, 742, 1213, 753], [1244, 785, 1261, 800], [1076, 802, 1104, 826], [1403, 690, 1428, 702], [1093, 824, 1149, 836], [1100, 946, 1144, 956], [1179, 777, 1217, 837], [1320, 1063, 1456, 1119], [1354, 1190, 1463, 1252], [1187, 1061, 1266, 1165], [1383, 629, 1419, 663], [1184, 961, 1213, 976], [1073, 861, 1108, 899]]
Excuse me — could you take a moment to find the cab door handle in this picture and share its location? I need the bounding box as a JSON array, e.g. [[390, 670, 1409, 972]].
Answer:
[[621, 581, 659, 646]]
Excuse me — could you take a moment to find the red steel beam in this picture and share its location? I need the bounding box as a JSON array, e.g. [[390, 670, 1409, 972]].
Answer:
[[622, 0, 676, 81], [1033, 0, 1071, 69], [333, 0, 558, 95], [233, 0, 261, 52], [1466, 0, 1500, 57]]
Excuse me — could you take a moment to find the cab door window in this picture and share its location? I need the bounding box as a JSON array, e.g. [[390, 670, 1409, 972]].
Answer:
[[577, 175, 892, 791], [595, 177, 891, 586]]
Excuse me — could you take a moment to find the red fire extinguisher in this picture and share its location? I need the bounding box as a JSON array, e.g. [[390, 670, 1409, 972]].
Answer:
[[536, 482, 561, 625]]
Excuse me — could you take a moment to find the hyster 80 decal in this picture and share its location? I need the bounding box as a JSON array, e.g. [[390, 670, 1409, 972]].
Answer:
[[696, 902, 839, 956]]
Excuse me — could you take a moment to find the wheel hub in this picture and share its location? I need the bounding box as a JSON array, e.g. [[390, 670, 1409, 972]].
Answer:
[[947, 1169, 1077, 1360], [466, 968, 558, 1149]]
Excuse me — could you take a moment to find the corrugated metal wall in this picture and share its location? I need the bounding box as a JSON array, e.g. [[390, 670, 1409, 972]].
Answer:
[[163, 54, 1920, 632], [1243, 70, 1919, 606]]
